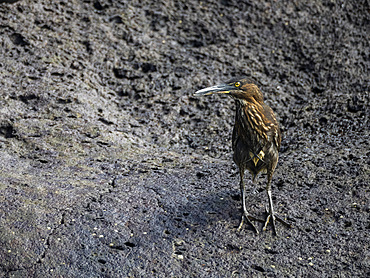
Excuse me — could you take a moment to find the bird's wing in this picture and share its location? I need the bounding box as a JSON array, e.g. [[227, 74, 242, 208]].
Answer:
[[262, 104, 281, 150]]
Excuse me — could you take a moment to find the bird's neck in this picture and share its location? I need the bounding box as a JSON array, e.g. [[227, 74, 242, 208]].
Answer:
[[235, 98, 263, 111], [234, 99, 269, 140]]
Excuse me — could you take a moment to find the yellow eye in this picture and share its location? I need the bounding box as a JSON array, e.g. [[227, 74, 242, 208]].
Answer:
[[235, 82, 241, 87]]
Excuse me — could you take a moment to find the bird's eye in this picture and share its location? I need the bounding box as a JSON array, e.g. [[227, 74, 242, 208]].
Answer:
[[235, 82, 241, 87]]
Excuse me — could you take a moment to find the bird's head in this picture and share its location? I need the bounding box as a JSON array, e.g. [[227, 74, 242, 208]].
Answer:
[[194, 78, 264, 103]]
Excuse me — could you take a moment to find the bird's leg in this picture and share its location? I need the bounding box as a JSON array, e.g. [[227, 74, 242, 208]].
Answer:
[[263, 182, 277, 234], [237, 170, 260, 233], [263, 176, 291, 235]]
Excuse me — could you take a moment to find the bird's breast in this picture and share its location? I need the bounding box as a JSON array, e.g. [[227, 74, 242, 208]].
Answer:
[[235, 103, 271, 144]]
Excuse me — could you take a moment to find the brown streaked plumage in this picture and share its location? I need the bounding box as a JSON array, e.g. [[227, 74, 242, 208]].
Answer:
[[194, 77, 290, 235]]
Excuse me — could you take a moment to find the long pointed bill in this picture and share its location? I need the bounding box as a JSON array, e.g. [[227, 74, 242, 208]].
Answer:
[[194, 84, 235, 96]]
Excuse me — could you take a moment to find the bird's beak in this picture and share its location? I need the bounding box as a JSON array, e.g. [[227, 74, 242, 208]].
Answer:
[[194, 84, 234, 96]]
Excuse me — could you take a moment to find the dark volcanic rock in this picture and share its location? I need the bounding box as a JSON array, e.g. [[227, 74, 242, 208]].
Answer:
[[0, 0, 368, 277]]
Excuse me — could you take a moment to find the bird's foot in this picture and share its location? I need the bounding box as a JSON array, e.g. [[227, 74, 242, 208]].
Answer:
[[237, 213, 264, 234], [263, 207, 291, 235]]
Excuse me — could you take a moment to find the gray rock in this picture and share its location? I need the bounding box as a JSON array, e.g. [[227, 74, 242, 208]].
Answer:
[[0, 0, 368, 277]]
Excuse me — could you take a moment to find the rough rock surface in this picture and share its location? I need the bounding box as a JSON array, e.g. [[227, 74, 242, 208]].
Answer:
[[0, 0, 368, 277]]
